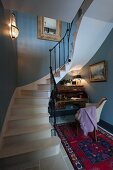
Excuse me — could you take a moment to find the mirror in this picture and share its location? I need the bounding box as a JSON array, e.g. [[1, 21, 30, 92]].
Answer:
[[38, 16, 61, 41]]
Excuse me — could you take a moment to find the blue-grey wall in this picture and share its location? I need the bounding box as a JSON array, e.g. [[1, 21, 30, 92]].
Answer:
[[17, 12, 67, 86], [0, 0, 18, 131], [81, 28, 113, 126]]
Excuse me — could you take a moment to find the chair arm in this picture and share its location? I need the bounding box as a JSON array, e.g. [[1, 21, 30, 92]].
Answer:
[[86, 103, 98, 107]]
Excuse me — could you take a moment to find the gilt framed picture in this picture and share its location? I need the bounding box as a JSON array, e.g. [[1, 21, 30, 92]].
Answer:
[[89, 61, 107, 82], [38, 16, 61, 41]]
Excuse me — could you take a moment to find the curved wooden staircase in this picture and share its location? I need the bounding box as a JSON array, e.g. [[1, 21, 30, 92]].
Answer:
[[1, 0, 113, 169], [0, 83, 64, 170]]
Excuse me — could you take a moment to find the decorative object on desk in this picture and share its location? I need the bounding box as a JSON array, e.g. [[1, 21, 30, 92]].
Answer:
[[73, 74, 82, 85], [59, 79, 66, 85], [75, 74, 82, 79], [55, 122, 113, 170], [72, 79, 76, 85], [66, 79, 72, 86], [59, 79, 71, 85], [38, 16, 61, 41], [89, 60, 107, 82], [10, 13, 19, 39], [60, 79, 72, 86]]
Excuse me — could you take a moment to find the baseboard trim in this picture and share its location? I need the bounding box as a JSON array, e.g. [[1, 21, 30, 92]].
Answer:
[[0, 89, 17, 149]]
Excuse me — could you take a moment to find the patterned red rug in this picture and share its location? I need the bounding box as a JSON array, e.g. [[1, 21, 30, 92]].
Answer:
[[55, 122, 113, 170]]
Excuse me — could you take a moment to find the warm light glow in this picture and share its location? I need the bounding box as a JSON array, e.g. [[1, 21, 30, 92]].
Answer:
[[70, 65, 83, 71], [10, 13, 19, 39], [11, 25, 19, 39]]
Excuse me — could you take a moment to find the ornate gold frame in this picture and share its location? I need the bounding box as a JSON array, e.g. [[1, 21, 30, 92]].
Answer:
[[38, 16, 61, 41], [89, 61, 107, 82]]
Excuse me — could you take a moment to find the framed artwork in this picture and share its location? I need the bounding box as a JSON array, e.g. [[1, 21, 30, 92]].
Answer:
[[38, 16, 61, 41], [89, 61, 107, 82]]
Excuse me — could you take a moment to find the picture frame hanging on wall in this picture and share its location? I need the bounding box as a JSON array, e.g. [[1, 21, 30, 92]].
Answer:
[[89, 60, 107, 82], [38, 16, 61, 41]]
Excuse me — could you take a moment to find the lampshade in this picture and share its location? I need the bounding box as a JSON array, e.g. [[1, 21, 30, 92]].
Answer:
[[74, 74, 82, 79], [11, 13, 19, 39]]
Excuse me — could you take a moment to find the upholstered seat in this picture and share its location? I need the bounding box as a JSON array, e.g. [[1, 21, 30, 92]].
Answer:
[[75, 97, 107, 141]]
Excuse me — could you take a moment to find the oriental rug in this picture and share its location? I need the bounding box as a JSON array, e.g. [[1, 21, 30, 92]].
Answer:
[[55, 122, 113, 170]]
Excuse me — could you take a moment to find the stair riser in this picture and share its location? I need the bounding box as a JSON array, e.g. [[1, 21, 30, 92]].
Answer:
[[15, 98, 49, 105], [11, 107, 48, 114], [0, 144, 60, 170], [5, 124, 52, 137], [21, 91, 50, 98], [37, 84, 50, 90], [46, 79, 50, 84], [9, 113, 49, 121], [8, 117, 49, 128], [54, 71, 60, 77], [4, 129, 51, 144]]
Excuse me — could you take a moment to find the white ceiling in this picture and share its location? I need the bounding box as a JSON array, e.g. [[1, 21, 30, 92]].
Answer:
[[71, 0, 113, 70], [85, 0, 113, 23], [1, 0, 84, 22]]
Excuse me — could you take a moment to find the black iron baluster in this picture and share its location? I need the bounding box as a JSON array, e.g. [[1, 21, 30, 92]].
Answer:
[[63, 38, 65, 64], [54, 48, 56, 72], [49, 49, 52, 68], [67, 27, 70, 61], [59, 43, 60, 67]]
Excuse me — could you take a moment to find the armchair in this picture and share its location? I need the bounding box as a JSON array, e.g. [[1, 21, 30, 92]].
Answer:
[[75, 97, 107, 141], [86, 97, 107, 123]]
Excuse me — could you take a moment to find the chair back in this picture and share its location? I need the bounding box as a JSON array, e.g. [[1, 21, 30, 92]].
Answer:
[[96, 97, 107, 123]]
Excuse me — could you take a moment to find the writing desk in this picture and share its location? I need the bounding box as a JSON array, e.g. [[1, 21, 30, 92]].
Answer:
[[55, 98, 89, 110], [56, 85, 89, 110]]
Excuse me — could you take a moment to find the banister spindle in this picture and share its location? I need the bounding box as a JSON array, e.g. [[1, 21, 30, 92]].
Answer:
[[49, 49, 52, 68], [63, 38, 65, 64], [54, 48, 56, 72], [67, 27, 70, 61], [59, 43, 60, 67]]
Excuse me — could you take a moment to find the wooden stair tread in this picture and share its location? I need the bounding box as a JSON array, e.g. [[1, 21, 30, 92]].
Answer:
[[37, 84, 50, 86], [9, 112, 49, 120], [0, 136, 60, 158], [15, 98, 49, 102], [15, 96, 49, 99], [12, 104, 48, 108], [21, 89, 50, 92], [22, 89, 50, 93], [14, 101, 48, 105], [14, 98, 49, 106], [5, 123, 52, 137], [37, 89, 50, 91]]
